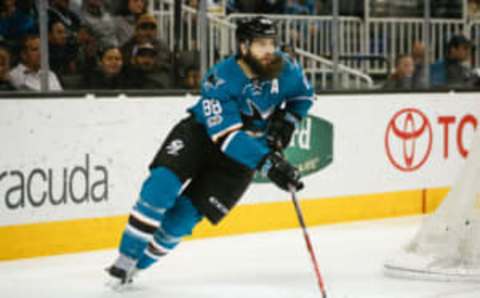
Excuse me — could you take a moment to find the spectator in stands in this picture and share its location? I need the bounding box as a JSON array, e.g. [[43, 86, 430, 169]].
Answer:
[[383, 54, 416, 90], [81, 0, 119, 47], [48, 20, 78, 75], [0, 45, 14, 90], [81, 45, 126, 90], [181, 65, 201, 89], [121, 14, 171, 70], [80, 0, 124, 14], [74, 24, 98, 73], [411, 40, 427, 88], [16, 0, 37, 18], [48, 0, 82, 37], [430, 35, 474, 88], [104, 0, 124, 14], [175, 49, 200, 89], [285, 0, 312, 15], [302, 0, 316, 14], [0, 0, 36, 45], [125, 42, 172, 89], [61, 25, 98, 90], [114, 0, 148, 46], [226, 0, 259, 13], [9, 35, 63, 91], [468, 0, 480, 20], [262, 0, 287, 14]]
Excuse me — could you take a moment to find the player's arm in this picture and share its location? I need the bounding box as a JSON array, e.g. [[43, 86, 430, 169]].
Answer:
[[285, 58, 315, 119], [266, 65, 315, 150], [196, 95, 302, 191], [193, 84, 270, 170]]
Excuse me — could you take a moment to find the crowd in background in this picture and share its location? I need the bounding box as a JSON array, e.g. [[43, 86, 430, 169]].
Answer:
[[0, 0, 479, 93], [0, 0, 200, 92], [382, 35, 479, 90], [227, 0, 480, 18]]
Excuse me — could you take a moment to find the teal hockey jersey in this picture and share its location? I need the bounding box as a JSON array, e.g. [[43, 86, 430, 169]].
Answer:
[[189, 53, 314, 170]]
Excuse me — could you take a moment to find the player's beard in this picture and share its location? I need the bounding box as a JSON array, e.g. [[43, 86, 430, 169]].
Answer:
[[242, 51, 283, 81]]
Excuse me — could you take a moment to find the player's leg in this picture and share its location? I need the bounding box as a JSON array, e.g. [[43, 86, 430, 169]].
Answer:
[[187, 155, 255, 225], [135, 154, 253, 270], [115, 167, 182, 259], [136, 195, 203, 270], [107, 116, 206, 284], [107, 166, 183, 286]]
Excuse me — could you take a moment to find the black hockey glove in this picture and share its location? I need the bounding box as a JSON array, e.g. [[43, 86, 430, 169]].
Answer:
[[266, 109, 300, 151], [259, 151, 304, 192]]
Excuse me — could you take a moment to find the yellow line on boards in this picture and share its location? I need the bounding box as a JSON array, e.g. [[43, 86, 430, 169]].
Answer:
[[0, 188, 448, 261], [0, 216, 128, 261]]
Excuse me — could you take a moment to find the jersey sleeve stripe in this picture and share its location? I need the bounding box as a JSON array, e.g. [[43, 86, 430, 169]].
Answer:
[[211, 123, 243, 143], [220, 130, 240, 152], [151, 238, 173, 254], [125, 224, 154, 241], [130, 209, 161, 228]]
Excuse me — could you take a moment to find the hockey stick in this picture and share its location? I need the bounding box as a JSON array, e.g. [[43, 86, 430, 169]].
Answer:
[[290, 186, 328, 298]]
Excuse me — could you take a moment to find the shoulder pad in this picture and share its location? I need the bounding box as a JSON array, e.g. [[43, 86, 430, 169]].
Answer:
[[203, 71, 227, 91]]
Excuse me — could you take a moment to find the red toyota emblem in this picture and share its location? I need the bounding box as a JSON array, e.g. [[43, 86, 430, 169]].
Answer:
[[385, 108, 433, 172]]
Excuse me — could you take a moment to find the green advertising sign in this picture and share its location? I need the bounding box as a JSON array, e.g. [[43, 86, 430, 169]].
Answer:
[[254, 115, 334, 183]]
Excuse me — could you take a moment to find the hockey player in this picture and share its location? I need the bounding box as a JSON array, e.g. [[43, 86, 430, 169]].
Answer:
[[107, 16, 315, 286]]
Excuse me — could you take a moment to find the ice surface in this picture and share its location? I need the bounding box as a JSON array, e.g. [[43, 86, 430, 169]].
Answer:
[[1, 217, 479, 298]]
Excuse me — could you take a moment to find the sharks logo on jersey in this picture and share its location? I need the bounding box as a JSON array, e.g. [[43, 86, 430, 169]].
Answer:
[[241, 81, 277, 115], [241, 99, 273, 135], [239, 79, 282, 134], [204, 73, 226, 91], [244, 98, 275, 119]]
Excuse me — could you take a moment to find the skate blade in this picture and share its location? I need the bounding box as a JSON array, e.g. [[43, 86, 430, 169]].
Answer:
[[105, 277, 134, 292]]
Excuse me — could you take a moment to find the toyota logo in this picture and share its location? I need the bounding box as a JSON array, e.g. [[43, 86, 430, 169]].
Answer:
[[385, 108, 433, 172]]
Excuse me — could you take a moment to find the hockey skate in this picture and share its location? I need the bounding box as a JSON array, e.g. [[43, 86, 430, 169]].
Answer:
[[105, 254, 138, 291]]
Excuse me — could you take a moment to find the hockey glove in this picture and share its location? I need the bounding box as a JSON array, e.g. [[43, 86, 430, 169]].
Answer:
[[259, 151, 304, 192], [265, 109, 300, 151]]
